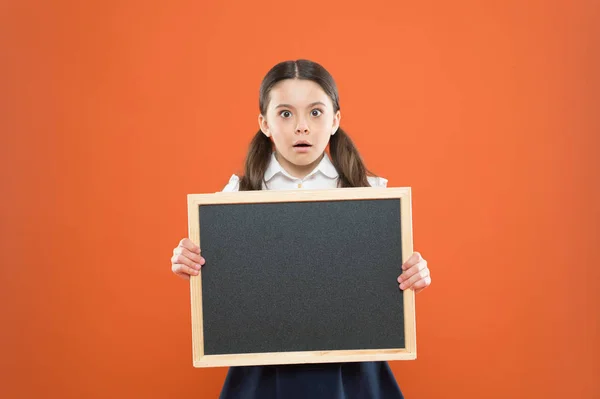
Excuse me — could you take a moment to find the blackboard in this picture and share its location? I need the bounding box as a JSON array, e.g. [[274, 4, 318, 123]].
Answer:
[[187, 187, 416, 367]]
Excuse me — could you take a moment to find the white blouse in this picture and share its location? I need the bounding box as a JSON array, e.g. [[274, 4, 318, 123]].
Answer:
[[222, 152, 387, 192]]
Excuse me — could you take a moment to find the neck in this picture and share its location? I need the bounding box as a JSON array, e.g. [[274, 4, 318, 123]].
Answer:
[[275, 152, 324, 180]]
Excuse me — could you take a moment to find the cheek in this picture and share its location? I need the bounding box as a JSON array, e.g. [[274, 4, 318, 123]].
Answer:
[[316, 116, 333, 129], [269, 119, 292, 139], [314, 118, 334, 137]]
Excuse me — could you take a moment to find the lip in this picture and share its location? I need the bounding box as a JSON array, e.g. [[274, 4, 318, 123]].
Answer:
[[293, 146, 312, 153], [293, 140, 312, 146], [293, 140, 312, 153]]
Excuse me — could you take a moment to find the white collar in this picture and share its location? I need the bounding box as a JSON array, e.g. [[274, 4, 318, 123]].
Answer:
[[265, 152, 339, 182]]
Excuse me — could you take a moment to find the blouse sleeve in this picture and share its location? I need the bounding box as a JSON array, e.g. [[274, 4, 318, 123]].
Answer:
[[221, 174, 240, 192], [367, 175, 388, 188]]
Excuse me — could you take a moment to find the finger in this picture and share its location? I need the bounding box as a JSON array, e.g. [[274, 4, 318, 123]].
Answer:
[[172, 263, 200, 277], [173, 247, 204, 265], [402, 252, 423, 270], [179, 238, 201, 254], [399, 267, 430, 291], [400, 268, 429, 290], [398, 259, 427, 283], [171, 253, 203, 271], [413, 276, 432, 293]]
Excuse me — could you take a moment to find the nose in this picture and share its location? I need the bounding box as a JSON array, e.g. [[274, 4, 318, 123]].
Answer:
[[295, 121, 309, 134]]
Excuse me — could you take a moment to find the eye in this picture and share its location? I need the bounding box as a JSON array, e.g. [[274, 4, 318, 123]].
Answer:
[[280, 110, 292, 118], [311, 109, 323, 117]]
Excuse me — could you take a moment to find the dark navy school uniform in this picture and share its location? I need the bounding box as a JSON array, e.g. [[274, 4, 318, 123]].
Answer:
[[219, 362, 404, 399]]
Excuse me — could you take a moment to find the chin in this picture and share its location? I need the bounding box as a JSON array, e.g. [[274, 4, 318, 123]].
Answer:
[[291, 152, 321, 165]]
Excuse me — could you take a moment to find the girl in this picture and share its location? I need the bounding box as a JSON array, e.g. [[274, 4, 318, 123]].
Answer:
[[171, 59, 431, 399]]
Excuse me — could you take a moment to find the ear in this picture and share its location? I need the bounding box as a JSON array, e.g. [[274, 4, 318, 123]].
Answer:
[[258, 114, 270, 137], [331, 110, 341, 135]]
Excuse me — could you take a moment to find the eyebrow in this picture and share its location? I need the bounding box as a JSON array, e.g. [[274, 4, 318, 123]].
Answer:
[[274, 102, 327, 109]]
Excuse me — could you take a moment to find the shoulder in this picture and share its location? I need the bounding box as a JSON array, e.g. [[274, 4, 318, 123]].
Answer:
[[367, 175, 388, 188], [221, 174, 240, 192]]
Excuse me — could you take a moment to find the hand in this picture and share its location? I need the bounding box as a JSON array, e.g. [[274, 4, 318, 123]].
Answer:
[[397, 252, 431, 293], [171, 238, 205, 280]]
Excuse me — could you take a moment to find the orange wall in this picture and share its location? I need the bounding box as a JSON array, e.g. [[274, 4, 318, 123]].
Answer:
[[1, 1, 598, 398]]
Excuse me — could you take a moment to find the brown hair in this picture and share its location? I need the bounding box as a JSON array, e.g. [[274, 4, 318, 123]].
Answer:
[[239, 60, 375, 190]]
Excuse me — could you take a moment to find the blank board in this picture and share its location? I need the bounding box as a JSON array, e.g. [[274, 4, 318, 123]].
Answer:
[[187, 187, 416, 367]]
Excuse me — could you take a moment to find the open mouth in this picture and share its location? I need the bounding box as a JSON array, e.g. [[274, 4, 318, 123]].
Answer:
[[293, 141, 312, 148]]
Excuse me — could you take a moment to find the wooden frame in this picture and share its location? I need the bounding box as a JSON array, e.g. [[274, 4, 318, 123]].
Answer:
[[187, 187, 416, 367]]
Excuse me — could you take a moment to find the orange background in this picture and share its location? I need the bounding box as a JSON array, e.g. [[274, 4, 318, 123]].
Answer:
[[1, 1, 598, 398]]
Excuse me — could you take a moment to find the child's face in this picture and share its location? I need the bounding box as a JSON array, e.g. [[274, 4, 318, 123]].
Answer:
[[259, 79, 340, 176]]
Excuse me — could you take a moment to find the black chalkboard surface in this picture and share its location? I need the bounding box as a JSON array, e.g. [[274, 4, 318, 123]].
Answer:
[[187, 187, 416, 367]]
